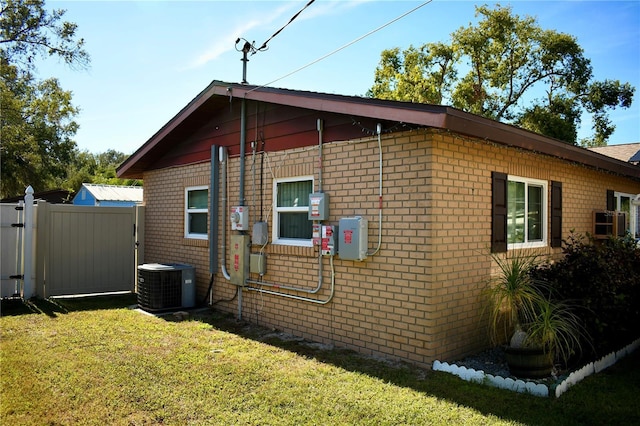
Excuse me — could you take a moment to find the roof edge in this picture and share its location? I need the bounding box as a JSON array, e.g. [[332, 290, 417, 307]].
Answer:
[[118, 81, 640, 180]]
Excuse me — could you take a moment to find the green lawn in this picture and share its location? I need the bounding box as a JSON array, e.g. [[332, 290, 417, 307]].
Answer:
[[1, 295, 639, 425]]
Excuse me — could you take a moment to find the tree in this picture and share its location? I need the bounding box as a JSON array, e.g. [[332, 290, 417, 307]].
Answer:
[[0, 0, 89, 70], [367, 4, 634, 146], [64, 149, 140, 192], [1, 0, 89, 198]]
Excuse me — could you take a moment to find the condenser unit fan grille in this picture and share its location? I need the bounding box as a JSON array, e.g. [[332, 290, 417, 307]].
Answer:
[[137, 266, 185, 311]]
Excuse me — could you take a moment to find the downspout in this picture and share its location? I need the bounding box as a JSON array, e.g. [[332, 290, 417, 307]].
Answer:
[[206, 145, 219, 305], [220, 147, 231, 280]]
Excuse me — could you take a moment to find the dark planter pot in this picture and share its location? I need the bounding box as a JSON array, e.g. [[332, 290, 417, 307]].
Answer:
[[504, 346, 553, 379]]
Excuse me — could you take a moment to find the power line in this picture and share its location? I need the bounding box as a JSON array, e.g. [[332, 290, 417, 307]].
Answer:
[[246, 0, 433, 95], [257, 0, 316, 52], [236, 0, 316, 83]]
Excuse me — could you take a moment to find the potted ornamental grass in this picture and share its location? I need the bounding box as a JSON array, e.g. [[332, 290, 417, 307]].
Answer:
[[485, 251, 587, 378]]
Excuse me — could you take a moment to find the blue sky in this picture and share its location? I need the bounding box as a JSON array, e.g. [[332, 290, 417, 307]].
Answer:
[[41, 1, 640, 154]]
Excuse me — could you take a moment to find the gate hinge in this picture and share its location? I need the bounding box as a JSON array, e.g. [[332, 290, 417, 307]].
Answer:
[[11, 223, 24, 228], [15, 206, 24, 211], [9, 274, 24, 279]]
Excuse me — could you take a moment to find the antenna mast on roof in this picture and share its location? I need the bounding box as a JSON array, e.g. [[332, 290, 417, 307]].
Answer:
[[235, 38, 264, 85], [234, 0, 315, 84]]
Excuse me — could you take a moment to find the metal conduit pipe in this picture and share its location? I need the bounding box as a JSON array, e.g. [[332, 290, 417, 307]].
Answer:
[[245, 255, 336, 305], [243, 118, 330, 297], [245, 277, 322, 294], [316, 118, 324, 293], [239, 98, 247, 206], [367, 123, 383, 256], [237, 98, 248, 319], [317, 118, 323, 191]]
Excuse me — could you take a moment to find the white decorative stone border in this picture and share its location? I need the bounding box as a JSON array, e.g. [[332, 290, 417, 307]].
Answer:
[[433, 338, 640, 398]]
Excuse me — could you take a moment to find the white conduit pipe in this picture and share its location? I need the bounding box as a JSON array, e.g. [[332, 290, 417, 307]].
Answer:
[[244, 118, 330, 299], [367, 123, 383, 256], [246, 255, 335, 305], [245, 276, 323, 294]]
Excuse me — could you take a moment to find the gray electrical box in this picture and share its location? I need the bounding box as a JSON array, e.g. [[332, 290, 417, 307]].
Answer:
[[338, 217, 368, 261], [250, 253, 267, 275], [252, 221, 268, 245], [308, 192, 329, 221], [230, 234, 250, 286]]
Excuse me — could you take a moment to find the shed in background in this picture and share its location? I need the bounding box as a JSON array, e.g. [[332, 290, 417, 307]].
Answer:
[[73, 183, 143, 207]]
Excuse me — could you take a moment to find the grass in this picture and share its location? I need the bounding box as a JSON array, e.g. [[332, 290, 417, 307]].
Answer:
[[1, 295, 639, 425]]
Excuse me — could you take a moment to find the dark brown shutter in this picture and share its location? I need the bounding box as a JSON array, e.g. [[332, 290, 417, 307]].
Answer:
[[551, 181, 562, 248], [616, 213, 627, 237], [491, 172, 508, 253], [606, 189, 615, 211]]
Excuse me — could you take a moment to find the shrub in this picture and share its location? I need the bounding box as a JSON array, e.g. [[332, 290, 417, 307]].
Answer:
[[532, 232, 640, 358]]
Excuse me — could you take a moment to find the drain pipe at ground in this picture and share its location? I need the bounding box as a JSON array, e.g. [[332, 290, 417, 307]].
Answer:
[[206, 145, 219, 305]]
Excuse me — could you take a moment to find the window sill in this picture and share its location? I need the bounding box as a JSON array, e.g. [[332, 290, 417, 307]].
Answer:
[[508, 241, 547, 250], [268, 242, 316, 258], [183, 238, 208, 248], [272, 239, 313, 248]]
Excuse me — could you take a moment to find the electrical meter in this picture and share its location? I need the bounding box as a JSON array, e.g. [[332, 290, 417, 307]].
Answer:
[[230, 206, 249, 231]]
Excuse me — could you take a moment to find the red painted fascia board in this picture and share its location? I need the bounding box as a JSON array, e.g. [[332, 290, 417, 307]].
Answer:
[[117, 82, 222, 178], [213, 84, 449, 128], [119, 80, 640, 180]]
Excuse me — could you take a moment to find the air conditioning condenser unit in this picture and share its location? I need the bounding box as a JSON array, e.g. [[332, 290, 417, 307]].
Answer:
[[137, 263, 195, 312]]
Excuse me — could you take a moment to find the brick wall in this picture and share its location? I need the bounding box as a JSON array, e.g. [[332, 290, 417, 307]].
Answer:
[[142, 129, 640, 367]]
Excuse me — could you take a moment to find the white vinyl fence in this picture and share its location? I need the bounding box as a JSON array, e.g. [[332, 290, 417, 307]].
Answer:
[[1, 187, 144, 298], [1, 197, 35, 298]]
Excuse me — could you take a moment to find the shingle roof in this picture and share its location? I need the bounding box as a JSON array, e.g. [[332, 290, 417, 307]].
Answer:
[[589, 143, 640, 164]]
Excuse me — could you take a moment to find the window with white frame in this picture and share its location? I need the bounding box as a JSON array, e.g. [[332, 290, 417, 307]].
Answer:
[[613, 192, 638, 237], [507, 176, 547, 248], [272, 176, 313, 245], [185, 186, 208, 239]]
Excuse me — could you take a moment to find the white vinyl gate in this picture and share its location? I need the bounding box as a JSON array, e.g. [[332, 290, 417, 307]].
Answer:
[[1, 194, 144, 298], [0, 202, 35, 298]]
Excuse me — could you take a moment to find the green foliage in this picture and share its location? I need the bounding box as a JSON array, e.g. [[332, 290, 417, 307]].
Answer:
[[532, 232, 640, 357], [484, 251, 546, 345], [0, 0, 89, 70], [64, 149, 139, 193], [0, 0, 90, 198], [485, 250, 590, 367], [0, 58, 79, 197], [525, 297, 587, 366], [367, 4, 635, 146]]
